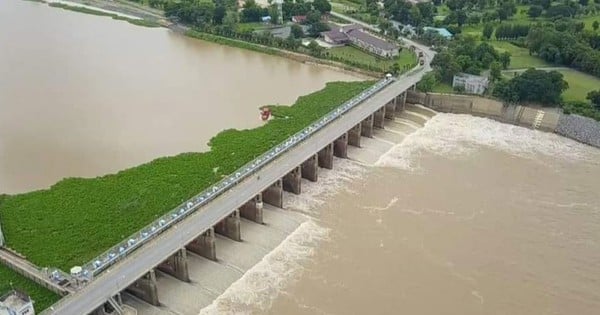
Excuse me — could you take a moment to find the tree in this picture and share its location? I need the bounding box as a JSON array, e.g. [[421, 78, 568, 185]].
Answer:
[[492, 69, 568, 106], [587, 90, 600, 109], [528, 5, 543, 18], [308, 40, 324, 56], [490, 61, 502, 81], [482, 23, 494, 39], [290, 23, 304, 38], [309, 22, 330, 36], [431, 51, 462, 82], [593, 20, 599, 31], [312, 0, 332, 14], [499, 51, 511, 69], [579, 0, 589, 6], [213, 5, 226, 24], [417, 72, 438, 92], [241, 0, 267, 22]]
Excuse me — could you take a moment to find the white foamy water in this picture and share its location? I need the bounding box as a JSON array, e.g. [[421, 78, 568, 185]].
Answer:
[[283, 158, 367, 215], [199, 159, 368, 314], [198, 221, 328, 315], [376, 113, 599, 170]]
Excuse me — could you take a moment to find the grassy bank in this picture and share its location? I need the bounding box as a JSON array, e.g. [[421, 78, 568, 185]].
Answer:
[[328, 46, 417, 73], [48, 2, 160, 27], [186, 30, 380, 77], [0, 81, 373, 271], [0, 265, 60, 312]]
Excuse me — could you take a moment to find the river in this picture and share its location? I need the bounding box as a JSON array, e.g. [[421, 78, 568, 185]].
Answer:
[[0, 0, 358, 194], [200, 112, 600, 315]]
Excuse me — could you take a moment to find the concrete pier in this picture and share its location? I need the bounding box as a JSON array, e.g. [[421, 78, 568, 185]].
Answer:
[[374, 106, 386, 129], [262, 179, 283, 208], [126, 270, 159, 306], [185, 228, 216, 261], [283, 166, 302, 195], [385, 100, 396, 119], [348, 123, 362, 147], [239, 194, 263, 224], [301, 154, 318, 182], [334, 132, 348, 158], [401, 91, 407, 110], [215, 210, 241, 242], [157, 249, 190, 282], [318, 143, 334, 169], [361, 114, 374, 138]]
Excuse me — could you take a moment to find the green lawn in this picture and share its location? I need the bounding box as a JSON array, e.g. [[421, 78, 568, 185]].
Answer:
[[0, 265, 60, 312], [431, 82, 454, 94], [579, 14, 600, 30], [558, 69, 600, 102], [328, 45, 416, 72], [489, 41, 551, 69]]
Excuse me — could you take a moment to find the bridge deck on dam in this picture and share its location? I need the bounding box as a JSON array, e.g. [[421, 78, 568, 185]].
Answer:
[[39, 41, 435, 313], [114, 106, 438, 315]]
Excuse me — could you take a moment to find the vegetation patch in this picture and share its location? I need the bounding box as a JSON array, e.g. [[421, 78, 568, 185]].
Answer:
[[0, 81, 373, 271], [0, 265, 59, 312], [488, 41, 550, 69], [48, 2, 161, 27]]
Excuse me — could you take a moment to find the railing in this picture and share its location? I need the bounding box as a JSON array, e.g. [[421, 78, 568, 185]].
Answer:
[[75, 76, 397, 282]]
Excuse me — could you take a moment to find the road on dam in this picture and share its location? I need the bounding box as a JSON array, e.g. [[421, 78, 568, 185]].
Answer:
[[42, 34, 435, 315]]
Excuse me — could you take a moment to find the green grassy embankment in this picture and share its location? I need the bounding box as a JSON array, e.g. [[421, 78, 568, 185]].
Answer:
[[328, 46, 417, 73], [48, 2, 161, 27], [0, 265, 60, 312], [0, 81, 373, 271]]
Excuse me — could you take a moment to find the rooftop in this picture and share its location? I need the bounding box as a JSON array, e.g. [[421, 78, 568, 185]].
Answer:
[[347, 29, 398, 51], [0, 290, 31, 310], [423, 26, 453, 38]]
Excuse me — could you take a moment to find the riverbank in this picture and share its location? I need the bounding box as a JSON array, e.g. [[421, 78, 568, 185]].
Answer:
[[36, 0, 404, 78], [43, 1, 161, 27], [0, 81, 372, 272]]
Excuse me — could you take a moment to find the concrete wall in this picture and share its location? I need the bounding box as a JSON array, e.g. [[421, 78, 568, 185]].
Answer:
[[407, 91, 560, 132]]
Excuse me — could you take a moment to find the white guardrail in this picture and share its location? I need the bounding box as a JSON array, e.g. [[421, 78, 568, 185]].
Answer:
[[72, 76, 397, 282]]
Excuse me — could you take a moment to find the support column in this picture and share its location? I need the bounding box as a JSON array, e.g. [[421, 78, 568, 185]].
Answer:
[[283, 166, 301, 195], [301, 154, 318, 182], [157, 249, 189, 282], [348, 123, 361, 147], [401, 92, 407, 111], [317, 143, 333, 169], [127, 270, 159, 306], [334, 132, 348, 158], [215, 209, 241, 241], [186, 228, 216, 261], [262, 179, 283, 208], [374, 106, 386, 129], [239, 194, 263, 224], [385, 100, 396, 119], [361, 114, 374, 138]]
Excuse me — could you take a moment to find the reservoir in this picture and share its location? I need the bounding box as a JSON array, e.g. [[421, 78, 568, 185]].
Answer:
[[0, 0, 358, 194]]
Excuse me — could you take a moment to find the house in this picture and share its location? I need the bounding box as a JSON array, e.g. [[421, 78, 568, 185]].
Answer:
[[423, 27, 453, 39], [0, 290, 35, 315], [292, 15, 307, 24], [452, 73, 489, 95], [260, 16, 271, 23], [321, 24, 399, 58]]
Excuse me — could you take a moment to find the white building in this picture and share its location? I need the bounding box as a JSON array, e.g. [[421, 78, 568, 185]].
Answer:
[[452, 73, 489, 95], [0, 291, 35, 315]]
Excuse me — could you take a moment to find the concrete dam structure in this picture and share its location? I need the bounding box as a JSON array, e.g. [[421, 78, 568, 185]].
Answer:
[[28, 45, 435, 314]]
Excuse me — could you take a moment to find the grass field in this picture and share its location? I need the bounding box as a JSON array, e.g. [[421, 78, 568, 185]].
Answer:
[[558, 69, 600, 102], [0, 265, 59, 312], [328, 46, 417, 72], [489, 41, 551, 69], [0, 81, 373, 272], [431, 82, 454, 93]]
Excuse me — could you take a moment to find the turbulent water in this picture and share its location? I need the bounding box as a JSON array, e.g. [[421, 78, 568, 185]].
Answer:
[[199, 113, 600, 315]]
